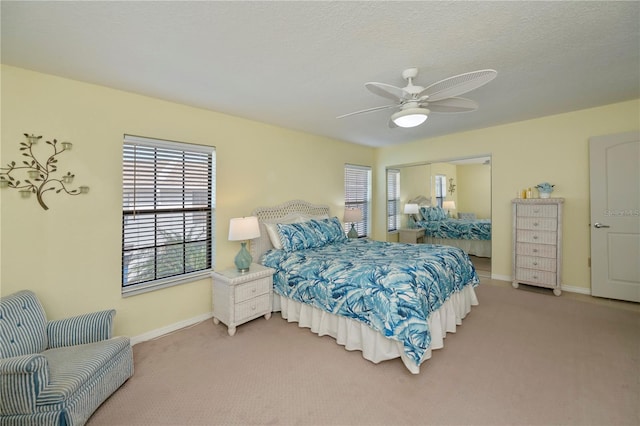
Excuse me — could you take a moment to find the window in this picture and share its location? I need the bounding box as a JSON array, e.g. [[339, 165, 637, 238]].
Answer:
[[122, 135, 215, 296], [344, 164, 371, 237], [387, 169, 400, 232], [435, 174, 447, 207]]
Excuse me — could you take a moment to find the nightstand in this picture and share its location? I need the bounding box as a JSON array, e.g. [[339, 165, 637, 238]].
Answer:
[[398, 228, 425, 244], [212, 263, 275, 336]]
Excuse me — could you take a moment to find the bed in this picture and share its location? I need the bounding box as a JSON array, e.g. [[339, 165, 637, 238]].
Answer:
[[250, 200, 479, 374], [415, 205, 492, 258]]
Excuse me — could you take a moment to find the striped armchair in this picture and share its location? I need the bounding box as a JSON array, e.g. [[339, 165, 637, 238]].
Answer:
[[0, 290, 133, 426]]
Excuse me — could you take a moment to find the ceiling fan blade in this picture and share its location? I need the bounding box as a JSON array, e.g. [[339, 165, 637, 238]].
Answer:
[[419, 69, 497, 102], [365, 82, 405, 101], [337, 104, 397, 119], [426, 97, 478, 113]]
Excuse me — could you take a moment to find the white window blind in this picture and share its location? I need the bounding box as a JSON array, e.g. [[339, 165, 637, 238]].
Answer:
[[122, 135, 215, 295], [387, 169, 400, 232], [344, 164, 371, 237], [435, 174, 446, 208]]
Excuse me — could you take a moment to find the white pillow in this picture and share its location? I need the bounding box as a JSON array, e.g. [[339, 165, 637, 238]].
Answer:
[[263, 213, 329, 249]]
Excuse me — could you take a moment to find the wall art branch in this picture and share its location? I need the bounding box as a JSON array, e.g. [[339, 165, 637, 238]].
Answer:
[[0, 133, 89, 210]]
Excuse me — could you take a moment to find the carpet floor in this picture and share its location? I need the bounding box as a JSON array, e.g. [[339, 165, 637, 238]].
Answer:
[[88, 279, 640, 426]]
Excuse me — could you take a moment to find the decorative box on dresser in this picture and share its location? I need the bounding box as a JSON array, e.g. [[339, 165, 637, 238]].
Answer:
[[212, 263, 275, 336], [512, 198, 564, 296]]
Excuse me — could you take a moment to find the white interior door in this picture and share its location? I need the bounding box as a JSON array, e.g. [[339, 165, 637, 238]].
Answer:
[[589, 132, 640, 302]]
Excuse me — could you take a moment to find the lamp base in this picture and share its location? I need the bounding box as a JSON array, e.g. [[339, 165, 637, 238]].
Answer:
[[407, 215, 416, 229], [347, 223, 358, 239], [234, 242, 252, 272]]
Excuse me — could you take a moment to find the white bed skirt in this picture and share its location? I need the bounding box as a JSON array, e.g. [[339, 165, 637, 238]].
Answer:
[[272, 284, 478, 374], [424, 237, 491, 258]]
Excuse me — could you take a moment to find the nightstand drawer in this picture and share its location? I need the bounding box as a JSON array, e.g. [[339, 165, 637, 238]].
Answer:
[[517, 204, 558, 218], [516, 242, 556, 258], [235, 294, 271, 322], [235, 277, 271, 303], [516, 230, 557, 245], [516, 256, 557, 272], [516, 269, 556, 287], [517, 217, 557, 231]]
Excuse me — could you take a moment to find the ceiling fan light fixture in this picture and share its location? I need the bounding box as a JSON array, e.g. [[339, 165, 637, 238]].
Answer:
[[391, 108, 429, 128]]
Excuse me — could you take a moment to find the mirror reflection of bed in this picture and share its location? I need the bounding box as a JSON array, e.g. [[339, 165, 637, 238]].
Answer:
[[387, 156, 492, 278]]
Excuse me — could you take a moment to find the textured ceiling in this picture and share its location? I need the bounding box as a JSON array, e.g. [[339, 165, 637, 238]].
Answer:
[[2, 1, 639, 147]]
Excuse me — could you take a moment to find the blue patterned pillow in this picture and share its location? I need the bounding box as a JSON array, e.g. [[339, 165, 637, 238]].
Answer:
[[277, 217, 346, 252], [419, 206, 448, 221], [433, 206, 448, 220]]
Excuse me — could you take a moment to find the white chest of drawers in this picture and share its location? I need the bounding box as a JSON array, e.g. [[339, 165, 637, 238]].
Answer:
[[212, 263, 275, 336], [512, 198, 564, 296]]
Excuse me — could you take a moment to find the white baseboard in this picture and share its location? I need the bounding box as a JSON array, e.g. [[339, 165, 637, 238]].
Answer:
[[130, 312, 214, 346], [491, 273, 511, 282], [560, 284, 591, 295], [489, 274, 591, 295]]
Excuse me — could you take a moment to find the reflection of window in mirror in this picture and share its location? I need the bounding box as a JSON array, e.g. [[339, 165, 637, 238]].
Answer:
[[435, 174, 446, 207], [386, 169, 400, 232]]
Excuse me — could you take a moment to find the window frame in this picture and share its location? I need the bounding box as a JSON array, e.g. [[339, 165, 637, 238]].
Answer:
[[344, 163, 371, 238], [122, 134, 216, 297]]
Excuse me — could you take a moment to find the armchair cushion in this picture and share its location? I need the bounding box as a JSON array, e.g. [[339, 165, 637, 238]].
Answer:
[[0, 290, 48, 357]]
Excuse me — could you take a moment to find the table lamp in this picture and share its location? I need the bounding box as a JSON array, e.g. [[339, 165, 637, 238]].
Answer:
[[228, 216, 261, 272], [443, 200, 456, 218], [343, 208, 363, 239], [404, 203, 419, 228]]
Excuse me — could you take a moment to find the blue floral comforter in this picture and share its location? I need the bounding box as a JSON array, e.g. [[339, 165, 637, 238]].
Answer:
[[261, 239, 479, 366], [416, 218, 491, 240]]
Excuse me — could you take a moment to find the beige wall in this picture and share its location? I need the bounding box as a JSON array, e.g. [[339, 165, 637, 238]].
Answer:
[[456, 163, 491, 219], [0, 65, 374, 337], [373, 98, 640, 290]]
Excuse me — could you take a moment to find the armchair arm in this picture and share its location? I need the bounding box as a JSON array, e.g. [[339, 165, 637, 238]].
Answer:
[[47, 309, 116, 348], [0, 354, 49, 414]]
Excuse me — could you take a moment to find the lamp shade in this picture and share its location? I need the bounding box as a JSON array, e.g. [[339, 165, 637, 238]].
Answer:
[[344, 208, 363, 223], [403, 203, 419, 214], [443, 201, 456, 210], [228, 216, 260, 241], [391, 108, 429, 128]]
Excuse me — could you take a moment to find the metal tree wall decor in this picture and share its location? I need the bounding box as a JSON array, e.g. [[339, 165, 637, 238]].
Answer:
[[448, 178, 456, 195], [0, 133, 89, 210]]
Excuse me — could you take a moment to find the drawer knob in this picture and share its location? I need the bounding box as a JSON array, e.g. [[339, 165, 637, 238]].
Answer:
[[533, 236, 538, 240], [533, 249, 538, 253], [533, 262, 538, 266], [534, 209, 540, 213], [533, 275, 538, 279], [533, 222, 539, 226], [251, 304, 256, 310], [252, 288, 256, 293]]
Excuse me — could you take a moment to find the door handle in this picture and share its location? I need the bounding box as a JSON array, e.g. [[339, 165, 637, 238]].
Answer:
[[594, 223, 610, 228]]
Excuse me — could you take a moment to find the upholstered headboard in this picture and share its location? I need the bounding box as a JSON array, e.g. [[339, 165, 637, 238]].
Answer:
[[250, 200, 331, 261], [408, 195, 431, 206]]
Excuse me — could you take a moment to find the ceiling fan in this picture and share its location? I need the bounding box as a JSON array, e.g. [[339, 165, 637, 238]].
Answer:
[[337, 68, 497, 128]]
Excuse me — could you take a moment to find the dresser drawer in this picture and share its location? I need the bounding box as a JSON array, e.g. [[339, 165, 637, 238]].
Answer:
[[234, 293, 271, 322], [516, 269, 557, 287], [235, 277, 271, 303], [516, 217, 557, 231], [516, 242, 557, 258], [517, 204, 558, 218], [516, 255, 557, 272], [516, 230, 557, 245]]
